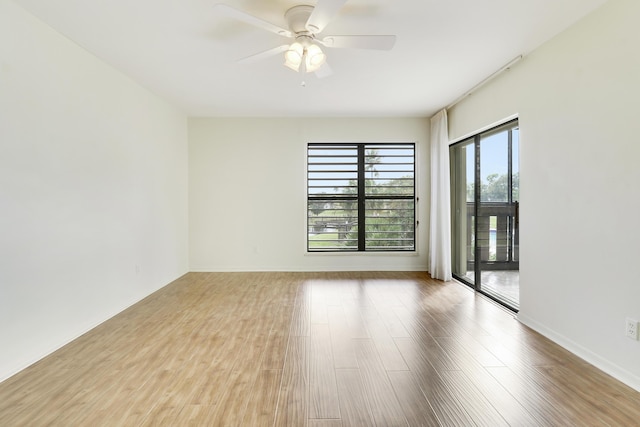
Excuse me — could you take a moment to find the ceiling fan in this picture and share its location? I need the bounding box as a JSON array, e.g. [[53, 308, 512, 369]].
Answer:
[[214, 0, 396, 77]]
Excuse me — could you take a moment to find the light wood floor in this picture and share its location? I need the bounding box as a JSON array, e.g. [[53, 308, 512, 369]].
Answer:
[[1, 272, 639, 426]]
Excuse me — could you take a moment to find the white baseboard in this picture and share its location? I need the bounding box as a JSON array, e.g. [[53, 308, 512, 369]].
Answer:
[[517, 314, 640, 392], [188, 266, 430, 272]]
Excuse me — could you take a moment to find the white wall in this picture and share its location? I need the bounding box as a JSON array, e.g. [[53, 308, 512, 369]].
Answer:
[[0, 0, 189, 381], [189, 117, 429, 272], [448, 0, 640, 390]]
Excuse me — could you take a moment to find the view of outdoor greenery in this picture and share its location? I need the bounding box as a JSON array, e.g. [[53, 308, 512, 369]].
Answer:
[[467, 172, 519, 202], [308, 147, 415, 251]]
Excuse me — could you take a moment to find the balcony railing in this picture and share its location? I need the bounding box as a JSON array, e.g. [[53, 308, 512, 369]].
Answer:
[[467, 201, 519, 270]]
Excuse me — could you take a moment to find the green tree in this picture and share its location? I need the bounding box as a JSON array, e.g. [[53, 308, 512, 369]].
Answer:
[[467, 172, 519, 202], [314, 148, 414, 250], [365, 149, 381, 181], [345, 169, 415, 249], [309, 199, 327, 216]]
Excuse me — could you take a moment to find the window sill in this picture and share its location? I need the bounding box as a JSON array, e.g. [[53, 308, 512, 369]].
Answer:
[[305, 251, 419, 257]]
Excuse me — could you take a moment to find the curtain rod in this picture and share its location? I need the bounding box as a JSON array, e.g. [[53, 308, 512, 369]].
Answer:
[[445, 55, 523, 111]]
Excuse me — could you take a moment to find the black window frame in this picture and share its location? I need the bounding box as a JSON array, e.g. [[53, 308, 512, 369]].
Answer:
[[307, 142, 416, 252]]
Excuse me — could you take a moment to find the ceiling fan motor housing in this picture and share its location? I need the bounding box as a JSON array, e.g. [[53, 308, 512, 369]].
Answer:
[[285, 5, 315, 34]]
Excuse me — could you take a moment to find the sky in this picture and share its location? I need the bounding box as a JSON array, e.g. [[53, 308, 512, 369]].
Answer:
[[466, 128, 519, 184]]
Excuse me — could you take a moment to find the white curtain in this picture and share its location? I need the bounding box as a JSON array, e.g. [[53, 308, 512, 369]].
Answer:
[[428, 109, 452, 281]]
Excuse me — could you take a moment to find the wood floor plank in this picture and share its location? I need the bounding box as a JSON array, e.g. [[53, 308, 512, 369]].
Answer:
[[209, 298, 279, 424], [291, 283, 311, 337], [435, 334, 545, 426], [275, 336, 309, 426], [439, 370, 509, 426], [308, 420, 343, 427], [520, 327, 588, 367], [362, 282, 412, 338], [241, 369, 282, 427], [327, 305, 359, 369], [0, 272, 639, 426], [472, 331, 555, 369], [353, 339, 408, 426], [435, 335, 504, 368], [387, 370, 441, 427], [486, 366, 582, 426], [488, 364, 611, 425], [396, 304, 453, 338], [334, 369, 374, 426], [187, 368, 230, 407], [261, 302, 294, 371], [172, 405, 218, 426], [309, 324, 341, 419], [395, 334, 459, 373], [310, 280, 330, 324], [394, 338, 476, 426], [6, 376, 86, 426], [0, 367, 74, 423], [207, 368, 257, 424], [359, 306, 409, 371], [557, 361, 640, 417], [340, 301, 371, 339], [534, 364, 640, 426]]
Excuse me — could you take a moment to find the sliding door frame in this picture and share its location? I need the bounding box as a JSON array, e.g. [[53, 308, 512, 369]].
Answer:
[[450, 118, 519, 311]]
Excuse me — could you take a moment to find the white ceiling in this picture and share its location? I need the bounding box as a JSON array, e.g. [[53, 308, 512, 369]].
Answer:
[[13, 0, 607, 117]]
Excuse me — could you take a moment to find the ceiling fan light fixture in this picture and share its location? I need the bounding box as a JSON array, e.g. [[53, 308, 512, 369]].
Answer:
[[221, 0, 397, 78], [305, 44, 326, 72], [284, 42, 304, 71]]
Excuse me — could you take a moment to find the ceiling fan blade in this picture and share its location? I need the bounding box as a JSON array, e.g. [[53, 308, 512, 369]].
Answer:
[[214, 4, 293, 38], [315, 62, 333, 79], [237, 45, 290, 64], [320, 35, 396, 50], [305, 0, 348, 33]]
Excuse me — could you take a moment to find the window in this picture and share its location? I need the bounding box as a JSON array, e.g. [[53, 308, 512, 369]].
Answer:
[[307, 143, 416, 252]]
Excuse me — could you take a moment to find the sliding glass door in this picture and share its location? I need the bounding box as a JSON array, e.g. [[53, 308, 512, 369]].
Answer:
[[451, 141, 476, 286], [451, 120, 519, 310]]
